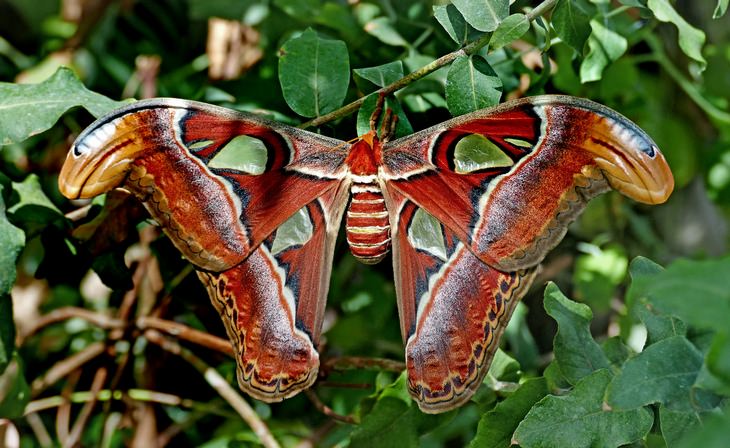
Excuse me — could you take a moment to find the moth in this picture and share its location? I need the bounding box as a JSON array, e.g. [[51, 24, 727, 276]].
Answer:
[[58, 95, 673, 413]]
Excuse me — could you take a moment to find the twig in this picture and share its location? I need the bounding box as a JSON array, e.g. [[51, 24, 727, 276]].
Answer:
[[25, 412, 53, 448], [322, 356, 405, 373], [31, 342, 107, 397], [643, 34, 730, 125], [144, 330, 281, 448], [136, 316, 233, 356], [66, 368, 107, 447], [304, 390, 357, 425], [26, 389, 232, 417], [298, 0, 560, 129], [294, 420, 338, 448], [19, 307, 123, 344]]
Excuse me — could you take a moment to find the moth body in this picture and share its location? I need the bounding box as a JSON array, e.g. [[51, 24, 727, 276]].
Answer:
[[344, 132, 391, 264]]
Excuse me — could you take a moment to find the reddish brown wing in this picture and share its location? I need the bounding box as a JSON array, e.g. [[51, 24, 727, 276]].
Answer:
[[58, 99, 351, 402], [381, 95, 674, 272], [384, 189, 536, 413], [59, 98, 348, 272], [198, 186, 349, 401], [381, 95, 673, 412]]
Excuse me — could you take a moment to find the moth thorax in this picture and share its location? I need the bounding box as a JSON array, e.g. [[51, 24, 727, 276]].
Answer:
[[345, 183, 391, 264]]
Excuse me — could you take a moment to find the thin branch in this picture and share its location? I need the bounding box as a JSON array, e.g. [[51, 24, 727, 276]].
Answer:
[[643, 34, 730, 125], [298, 0, 560, 129], [19, 307, 123, 344], [136, 316, 233, 356], [66, 368, 107, 448], [25, 412, 53, 448], [144, 330, 281, 448], [322, 356, 405, 373], [304, 390, 357, 425], [26, 389, 232, 417], [31, 342, 107, 397]]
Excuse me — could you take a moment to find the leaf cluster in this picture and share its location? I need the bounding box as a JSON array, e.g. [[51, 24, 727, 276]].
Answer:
[[0, 0, 729, 446]]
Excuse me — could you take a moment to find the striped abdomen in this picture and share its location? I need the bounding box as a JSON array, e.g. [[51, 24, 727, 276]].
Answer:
[[346, 180, 391, 264]]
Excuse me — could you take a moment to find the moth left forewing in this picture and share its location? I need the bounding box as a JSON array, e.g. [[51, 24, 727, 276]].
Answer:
[[198, 183, 350, 402], [59, 98, 349, 272], [383, 188, 536, 413]]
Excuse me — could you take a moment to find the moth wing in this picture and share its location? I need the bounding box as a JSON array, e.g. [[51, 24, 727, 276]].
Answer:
[[381, 95, 673, 272], [59, 98, 348, 272], [198, 185, 349, 401], [383, 189, 535, 412]]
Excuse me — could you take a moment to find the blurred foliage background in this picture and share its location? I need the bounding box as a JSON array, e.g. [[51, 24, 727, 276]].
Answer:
[[1, 0, 730, 447]]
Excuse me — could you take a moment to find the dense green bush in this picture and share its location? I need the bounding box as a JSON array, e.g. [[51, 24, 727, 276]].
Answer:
[[1, 0, 729, 446]]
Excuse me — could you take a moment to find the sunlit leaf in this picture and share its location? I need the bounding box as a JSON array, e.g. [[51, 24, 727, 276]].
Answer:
[[451, 0, 509, 32], [0, 67, 124, 145], [433, 3, 480, 44], [278, 29, 350, 117], [552, 0, 593, 53], [580, 20, 628, 83], [489, 14, 530, 51], [544, 282, 609, 384], [607, 336, 704, 411], [514, 370, 653, 447], [714, 0, 729, 18], [647, 0, 707, 69], [446, 55, 502, 116], [354, 61, 404, 88], [469, 378, 548, 448]]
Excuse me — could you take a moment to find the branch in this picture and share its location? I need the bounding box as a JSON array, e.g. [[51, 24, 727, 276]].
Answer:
[[144, 330, 281, 448], [18, 307, 123, 345], [322, 356, 405, 373], [136, 316, 233, 356], [298, 0, 559, 129], [304, 390, 357, 424], [30, 342, 107, 397]]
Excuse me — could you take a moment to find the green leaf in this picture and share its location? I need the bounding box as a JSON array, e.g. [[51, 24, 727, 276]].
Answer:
[[543, 282, 609, 384], [659, 405, 719, 448], [353, 61, 404, 88], [514, 369, 653, 448], [638, 257, 730, 332], [433, 3, 480, 45], [607, 336, 703, 411], [602, 337, 631, 371], [350, 373, 452, 448], [0, 355, 30, 419], [364, 17, 408, 47], [551, 0, 593, 53], [489, 14, 530, 51], [714, 0, 729, 18], [446, 55, 502, 116], [7, 174, 64, 236], [573, 244, 627, 311], [706, 332, 730, 387], [0, 67, 124, 145], [451, 0, 509, 32], [0, 295, 15, 376], [580, 19, 628, 83], [273, 0, 320, 18], [675, 411, 730, 448], [469, 378, 548, 448], [278, 29, 350, 117], [639, 305, 687, 346], [647, 0, 706, 69], [0, 185, 24, 297]]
